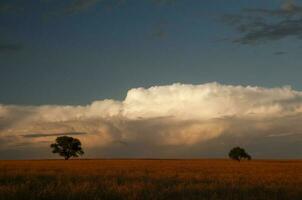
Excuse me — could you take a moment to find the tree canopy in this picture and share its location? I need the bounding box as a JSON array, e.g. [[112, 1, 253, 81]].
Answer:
[[228, 146, 251, 161], [50, 136, 84, 160]]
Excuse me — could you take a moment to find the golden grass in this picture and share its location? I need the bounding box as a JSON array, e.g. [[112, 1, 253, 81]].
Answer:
[[0, 159, 302, 200]]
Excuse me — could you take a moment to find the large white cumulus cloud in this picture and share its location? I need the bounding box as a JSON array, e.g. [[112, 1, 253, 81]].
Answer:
[[1, 82, 302, 159], [123, 83, 302, 119]]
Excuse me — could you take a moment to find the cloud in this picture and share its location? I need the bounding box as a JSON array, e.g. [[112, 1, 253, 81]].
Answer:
[[0, 43, 22, 53], [245, 0, 302, 16], [2, 82, 302, 158], [223, 0, 302, 44], [274, 51, 287, 55], [267, 132, 301, 137], [22, 132, 87, 138]]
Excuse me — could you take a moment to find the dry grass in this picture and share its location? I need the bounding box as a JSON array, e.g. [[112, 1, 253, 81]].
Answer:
[[0, 159, 302, 200]]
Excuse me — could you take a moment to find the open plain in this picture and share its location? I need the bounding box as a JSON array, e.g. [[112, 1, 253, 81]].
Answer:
[[0, 159, 302, 200]]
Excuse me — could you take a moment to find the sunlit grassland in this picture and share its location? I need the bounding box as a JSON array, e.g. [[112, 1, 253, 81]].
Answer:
[[0, 159, 302, 200]]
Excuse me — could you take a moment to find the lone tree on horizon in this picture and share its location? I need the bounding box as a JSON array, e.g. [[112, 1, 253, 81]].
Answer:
[[50, 136, 84, 160], [228, 146, 251, 161]]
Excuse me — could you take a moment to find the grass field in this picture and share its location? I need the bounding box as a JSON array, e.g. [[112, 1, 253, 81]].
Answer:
[[0, 159, 302, 200]]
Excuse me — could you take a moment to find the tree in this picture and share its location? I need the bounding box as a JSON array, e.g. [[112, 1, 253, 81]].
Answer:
[[50, 136, 84, 160], [228, 146, 251, 161]]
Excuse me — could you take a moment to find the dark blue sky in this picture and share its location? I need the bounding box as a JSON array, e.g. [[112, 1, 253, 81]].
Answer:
[[1, 0, 302, 105]]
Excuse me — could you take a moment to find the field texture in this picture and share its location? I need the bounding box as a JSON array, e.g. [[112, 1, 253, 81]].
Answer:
[[0, 159, 302, 200]]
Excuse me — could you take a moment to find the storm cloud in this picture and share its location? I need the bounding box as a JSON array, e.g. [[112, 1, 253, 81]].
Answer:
[[1, 82, 302, 159]]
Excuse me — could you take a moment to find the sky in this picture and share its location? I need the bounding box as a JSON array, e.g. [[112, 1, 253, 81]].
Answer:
[[1, 0, 302, 159]]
